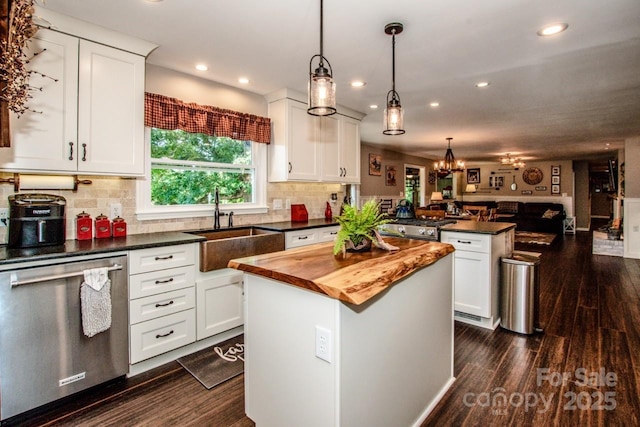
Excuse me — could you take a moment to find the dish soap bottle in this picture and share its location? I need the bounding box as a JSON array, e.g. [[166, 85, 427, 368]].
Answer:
[[325, 201, 332, 220]]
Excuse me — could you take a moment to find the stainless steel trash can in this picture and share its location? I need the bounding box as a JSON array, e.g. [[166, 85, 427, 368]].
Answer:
[[500, 251, 541, 334]]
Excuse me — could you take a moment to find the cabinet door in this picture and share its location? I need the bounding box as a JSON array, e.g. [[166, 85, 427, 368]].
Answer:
[[4, 29, 78, 172], [287, 101, 319, 180], [319, 114, 341, 181], [196, 274, 244, 340], [453, 250, 491, 317], [340, 116, 360, 183], [77, 40, 145, 175]]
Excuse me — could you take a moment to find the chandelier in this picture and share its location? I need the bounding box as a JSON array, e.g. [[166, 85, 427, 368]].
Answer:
[[383, 23, 405, 135], [307, 0, 336, 116], [500, 153, 526, 169], [434, 137, 464, 176]]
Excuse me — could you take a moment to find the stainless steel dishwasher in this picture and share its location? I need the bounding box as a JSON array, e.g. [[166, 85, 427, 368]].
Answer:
[[0, 253, 129, 420]]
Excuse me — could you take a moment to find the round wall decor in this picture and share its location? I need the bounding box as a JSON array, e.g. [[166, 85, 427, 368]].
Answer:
[[522, 167, 543, 185]]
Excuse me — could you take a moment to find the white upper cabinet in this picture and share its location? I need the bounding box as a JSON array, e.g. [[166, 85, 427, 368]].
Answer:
[[3, 30, 79, 172], [319, 114, 360, 183], [77, 40, 145, 175], [1, 9, 155, 177], [267, 89, 363, 183]]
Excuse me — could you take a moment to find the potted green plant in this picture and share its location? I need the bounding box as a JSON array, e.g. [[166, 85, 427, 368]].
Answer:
[[333, 199, 396, 256]]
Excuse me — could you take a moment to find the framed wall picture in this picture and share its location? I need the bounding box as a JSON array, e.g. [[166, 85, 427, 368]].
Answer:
[[428, 170, 436, 184], [551, 176, 560, 185], [551, 184, 560, 194], [535, 186, 547, 191], [385, 166, 397, 186], [551, 165, 561, 176], [466, 168, 480, 184], [495, 176, 504, 187], [369, 154, 382, 176]]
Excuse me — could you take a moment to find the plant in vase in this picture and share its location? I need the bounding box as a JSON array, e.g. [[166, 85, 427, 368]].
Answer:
[[333, 199, 396, 256]]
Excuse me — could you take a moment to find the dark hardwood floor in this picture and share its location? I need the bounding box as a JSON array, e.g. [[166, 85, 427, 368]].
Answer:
[[5, 227, 640, 426]]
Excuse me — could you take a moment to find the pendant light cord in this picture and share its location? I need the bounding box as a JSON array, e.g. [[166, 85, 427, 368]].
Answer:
[[319, 0, 324, 67]]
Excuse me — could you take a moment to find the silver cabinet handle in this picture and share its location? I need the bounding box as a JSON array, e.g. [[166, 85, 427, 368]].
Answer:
[[10, 264, 123, 287]]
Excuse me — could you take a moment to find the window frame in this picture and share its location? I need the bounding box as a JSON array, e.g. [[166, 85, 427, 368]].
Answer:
[[136, 128, 268, 221]]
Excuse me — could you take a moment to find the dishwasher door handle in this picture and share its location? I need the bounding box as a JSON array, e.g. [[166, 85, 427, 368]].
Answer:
[[10, 264, 123, 287]]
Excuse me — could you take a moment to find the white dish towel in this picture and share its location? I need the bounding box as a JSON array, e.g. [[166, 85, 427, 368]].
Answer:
[[80, 267, 112, 338]]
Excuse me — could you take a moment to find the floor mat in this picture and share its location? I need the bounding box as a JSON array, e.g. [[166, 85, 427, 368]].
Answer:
[[177, 334, 244, 389], [514, 231, 557, 245]]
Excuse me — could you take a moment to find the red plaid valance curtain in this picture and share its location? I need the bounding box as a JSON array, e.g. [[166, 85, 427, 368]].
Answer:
[[144, 92, 271, 144]]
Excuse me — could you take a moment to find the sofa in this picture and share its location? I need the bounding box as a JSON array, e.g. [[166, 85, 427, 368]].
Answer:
[[454, 201, 566, 235]]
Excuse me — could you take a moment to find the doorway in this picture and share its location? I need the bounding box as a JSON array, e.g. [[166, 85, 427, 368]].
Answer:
[[405, 164, 426, 207]]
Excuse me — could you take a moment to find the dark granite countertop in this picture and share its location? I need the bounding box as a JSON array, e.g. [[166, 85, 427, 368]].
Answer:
[[0, 232, 205, 267], [254, 218, 338, 232], [439, 221, 516, 235]]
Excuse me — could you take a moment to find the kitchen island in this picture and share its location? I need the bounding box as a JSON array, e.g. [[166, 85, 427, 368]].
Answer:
[[440, 221, 516, 329], [228, 237, 455, 427]]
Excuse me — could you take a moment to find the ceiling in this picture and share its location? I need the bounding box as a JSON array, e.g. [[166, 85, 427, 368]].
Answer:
[[39, 0, 640, 163]]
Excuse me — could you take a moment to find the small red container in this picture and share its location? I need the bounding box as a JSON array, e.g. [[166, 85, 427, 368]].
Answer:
[[76, 211, 93, 240], [112, 216, 127, 237], [291, 204, 308, 222], [95, 213, 111, 238]]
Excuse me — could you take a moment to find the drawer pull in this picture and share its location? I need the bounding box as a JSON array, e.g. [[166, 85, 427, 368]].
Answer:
[[155, 300, 174, 308], [298, 236, 309, 240], [330, 231, 337, 235], [154, 255, 174, 261], [457, 240, 472, 244], [155, 277, 174, 284], [156, 330, 174, 339]]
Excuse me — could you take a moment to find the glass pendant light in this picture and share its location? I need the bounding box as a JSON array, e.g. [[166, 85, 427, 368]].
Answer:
[[308, 0, 336, 116], [383, 23, 405, 135]]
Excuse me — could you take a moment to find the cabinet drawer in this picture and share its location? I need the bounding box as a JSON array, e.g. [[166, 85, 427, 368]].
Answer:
[[286, 230, 318, 249], [129, 266, 195, 299], [129, 244, 196, 274], [130, 309, 196, 364], [130, 287, 196, 325], [318, 226, 340, 243], [440, 231, 490, 253]]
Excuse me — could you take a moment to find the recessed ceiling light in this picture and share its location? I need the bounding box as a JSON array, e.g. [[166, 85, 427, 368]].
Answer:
[[369, 104, 378, 109], [475, 81, 490, 88], [195, 64, 208, 71], [537, 23, 569, 37], [351, 81, 366, 88], [430, 102, 440, 107], [238, 77, 250, 84]]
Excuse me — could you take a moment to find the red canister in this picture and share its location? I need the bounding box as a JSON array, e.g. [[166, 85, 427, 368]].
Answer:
[[95, 213, 111, 238], [112, 216, 127, 237], [76, 211, 93, 240]]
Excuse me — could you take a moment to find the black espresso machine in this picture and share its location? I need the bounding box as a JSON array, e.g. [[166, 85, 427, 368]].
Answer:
[[8, 193, 66, 248]]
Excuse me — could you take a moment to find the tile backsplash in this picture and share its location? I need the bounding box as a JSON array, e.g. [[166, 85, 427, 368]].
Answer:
[[0, 174, 344, 243]]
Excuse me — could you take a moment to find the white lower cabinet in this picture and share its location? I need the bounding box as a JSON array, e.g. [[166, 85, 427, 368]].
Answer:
[[128, 244, 198, 364], [285, 225, 339, 249], [440, 229, 513, 329], [196, 269, 244, 340]]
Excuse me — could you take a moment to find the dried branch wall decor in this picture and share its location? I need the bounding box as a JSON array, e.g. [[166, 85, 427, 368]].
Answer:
[[0, 0, 39, 117]]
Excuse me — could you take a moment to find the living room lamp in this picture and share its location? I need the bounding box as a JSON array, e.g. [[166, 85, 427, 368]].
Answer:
[[434, 137, 465, 176], [308, 0, 336, 116], [430, 191, 443, 204], [465, 184, 477, 193], [383, 23, 405, 135]]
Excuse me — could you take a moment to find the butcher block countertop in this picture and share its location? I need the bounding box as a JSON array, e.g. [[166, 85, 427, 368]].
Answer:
[[228, 237, 454, 305], [440, 221, 516, 234]]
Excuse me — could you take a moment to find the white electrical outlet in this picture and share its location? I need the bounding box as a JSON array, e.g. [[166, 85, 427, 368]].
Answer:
[[285, 199, 291, 210], [315, 326, 332, 363], [110, 203, 122, 219], [0, 208, 8, 227], [273, 199, 283, 210]]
